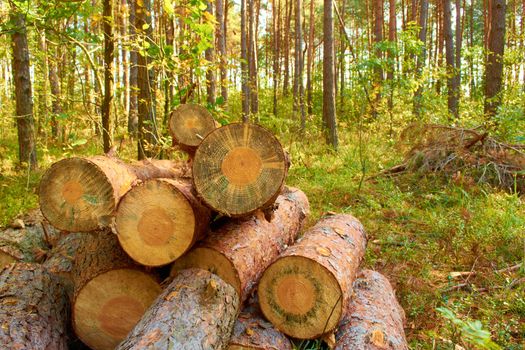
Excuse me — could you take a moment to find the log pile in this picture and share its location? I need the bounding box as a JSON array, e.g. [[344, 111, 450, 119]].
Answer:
[[0, 104, 408, 349]]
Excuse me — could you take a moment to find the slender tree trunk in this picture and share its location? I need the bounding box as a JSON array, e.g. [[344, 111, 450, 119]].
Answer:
[[48, 48, 62, 140], [373, 0, 384, 115], [10, 3, 37, 168], [248, 0, 259, 116], [306, 0, 315, 115], [272, 0, 280, 115], [241, 0, 250, 121], [283, 0, 292, 96], [136, 0, 157, 159], [216, 0, 228, 102], [443, 0, 458, 119], [205, 1, 217, 104], [455, 0, 462, 112], [294, 0, 305, 129], [323, 0, 338, 149], [102, 0, 114, 153], [484, 0, 507, 120], [413, 0, 429, 116], [121, 0, 129, 124], [129, 0, 138, 134]]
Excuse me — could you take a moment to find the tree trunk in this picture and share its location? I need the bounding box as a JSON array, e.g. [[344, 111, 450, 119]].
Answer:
[[72, 231, 161, 350], [101, 0, 114, 153], [192, 123, 290, 217], [283, 0, 292, 96], [115, 178, 210, 266], [444, 0, 459, 118], [373, 0, 384, 114], [216, 0, 228, 102], [241, 0, 250, 121], [258, 214, 367, 339], [335, 270, 408, 350], [121, 0, 130, 125], [484, 0, 507, 120], [306, 0, 315, 115], [294, 0, 305, 129], [206, 1, 217, 104], [10, 5, 37, 168], [117, 268, 239, 350], [323, 0, 338, 149], [128, 0, 138, 134], [48, 49, 62, 140], [248, 0, 259, 116], [169, 103, 217, 155], [0, 263, 68, 349], [171, 187, 310, 303], [272, 0, 281, 116], [136, 0, 157, 159], [455, 0, 462, 105], [39, 156, 186, 232], [413, 0, 429, 116], [387, 0, 396, 83]]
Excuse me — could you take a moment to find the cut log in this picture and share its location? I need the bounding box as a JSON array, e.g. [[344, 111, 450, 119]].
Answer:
[[116, 268, 239, 350], [171, 187, 309, 303], [72, 230, 161, 350], [0, 263, 69, 349], [335, 270, 408, 350], [43, 232, 93, 299], [39, 156, 187, 232], [0, 221, 55, 268], [193, 123, 289, 217], [229, 296, 292, 350], [258, 214, 367, 339], [115, 178, 211, 266], [169, 103, 217, 155]]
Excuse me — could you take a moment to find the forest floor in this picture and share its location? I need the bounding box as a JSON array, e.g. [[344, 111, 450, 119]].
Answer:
[[0, 105, 524, 349]]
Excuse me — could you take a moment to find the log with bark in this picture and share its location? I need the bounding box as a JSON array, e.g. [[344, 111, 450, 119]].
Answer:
[[43, 232, 93, 299], [228, 296, 292, 350], [193, 123, 289, 217], [171, 187, 309, 303], [115, 178, 211, 266], [258, 214, 367, 339], [0, 263, 69, 349], [72, 230, 162, 350], [335, 270, 408, 350], [116, 268, 239, 350], [169, 103, 217, 155], [39, 156, 187, 232]]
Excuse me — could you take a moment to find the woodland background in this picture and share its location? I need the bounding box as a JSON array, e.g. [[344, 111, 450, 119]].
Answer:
[[0, 0, 524, 348]]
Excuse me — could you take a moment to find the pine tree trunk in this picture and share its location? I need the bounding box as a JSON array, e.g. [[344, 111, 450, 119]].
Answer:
[[0, 263, 69, 349], [258, 214, 367, 339], [206, 1, 217, 104], [102, 0, 114, 153], [413, 0, 429, 116], [241, 0, 251, 121], [171, 187, 309, 303], [128, 0, 138, 134], [10, 6, 37, 168], [72, 231, 161, 350], [444, 0, 459, 118], [335, 270, 408, 350], [216, 0, 228, 102], [306, 0, 315, 115], [248, 0, 259, 115], [323, 0, 338, 149], [294, 0, 305, 129], [117, 269, 239, 350]]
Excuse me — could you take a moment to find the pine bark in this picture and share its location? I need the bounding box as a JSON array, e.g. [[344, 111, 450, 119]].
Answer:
[[248, 0, 259, 115], [294, 0, 305, 129], [484, 0, 507, 120], [335, 270, 408, 350], [10, 5, 37, 168], [241, 0, 251, 121], [258, 214, 367, 339], [128, 0, 138, 134], [206, 1, 217, 104], [306, 0, 315, 115], [102, 0, 114, 153], [216, 0, 228, 102], [117, 268, 239, 350], [413, 0, 429, 116], [0, 263, 68, 349], [443, 0, 459, 118], [323, 0, 338, 149], [171, 187, 310, 303]]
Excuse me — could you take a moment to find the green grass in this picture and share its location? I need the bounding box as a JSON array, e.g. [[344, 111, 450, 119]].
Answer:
[[1, 99, 524, 349]]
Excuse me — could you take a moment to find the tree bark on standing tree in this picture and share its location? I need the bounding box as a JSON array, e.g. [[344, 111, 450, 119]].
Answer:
[[128, 0, 138, 134], [443, 0, 459, 119], [484, 0, 507, 121], [294, 0, 305, 129], [206, 1, 217, 104], [323, 0, 338, 149], [306, 0, 315, 115], [241, 0, 250, 121], [102, 0, 114, 153], [248, 0, 259, 116], [216, 0, 228, 103], [9, 1, 37, 169], [413, 0, 429, 116]]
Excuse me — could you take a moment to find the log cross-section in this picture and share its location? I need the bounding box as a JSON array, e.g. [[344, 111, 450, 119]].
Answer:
[[169, 103, 217, 155], [258, 214, 367, 339]]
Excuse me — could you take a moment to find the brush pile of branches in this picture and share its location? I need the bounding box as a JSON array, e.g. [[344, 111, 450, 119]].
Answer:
[[386, 124, 525, 193]]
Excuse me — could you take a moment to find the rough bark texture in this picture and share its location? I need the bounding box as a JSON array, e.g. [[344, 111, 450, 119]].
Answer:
[[115, 178, 211, 266], [101, 0, 114, 153], [229, 296, 292, 350], [72, 231, 161, 350], [39, 155, 187, 232], [117, 268, 239, 350], [43, 232, 93, 299], [443, 0, 459, 118], [258, 214, 367, 339], [206, 1, 217, 104], [241, 0, 250, 120], [323, 0, 338, 149], [335, 270, 408, 350], [0, 263, 68, 349], [171, 187, 309, 303]]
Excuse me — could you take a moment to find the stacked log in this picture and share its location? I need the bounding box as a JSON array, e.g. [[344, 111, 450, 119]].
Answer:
[[71, 231, 161, 350], [0, 263, 69, 349], [335, 270, 408, 350], [258, 214, 367, 339], [171, 187, 309, 303], [39, 156, 186, 232], [117, 268, 239, 350]]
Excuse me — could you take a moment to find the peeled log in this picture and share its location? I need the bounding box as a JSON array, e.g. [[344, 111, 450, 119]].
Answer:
[[116, 268, 239, 350], [115, 178, 211, 266], [169, 104, 217, 155], [171, 187, 309, 303], [193, 123, 289, 217], [39, 156, 187, 232], [72, 231, 161, 350], [258, 214, 367, 339], [0, 263, 68, 349], [335, 270, 408, 350]]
